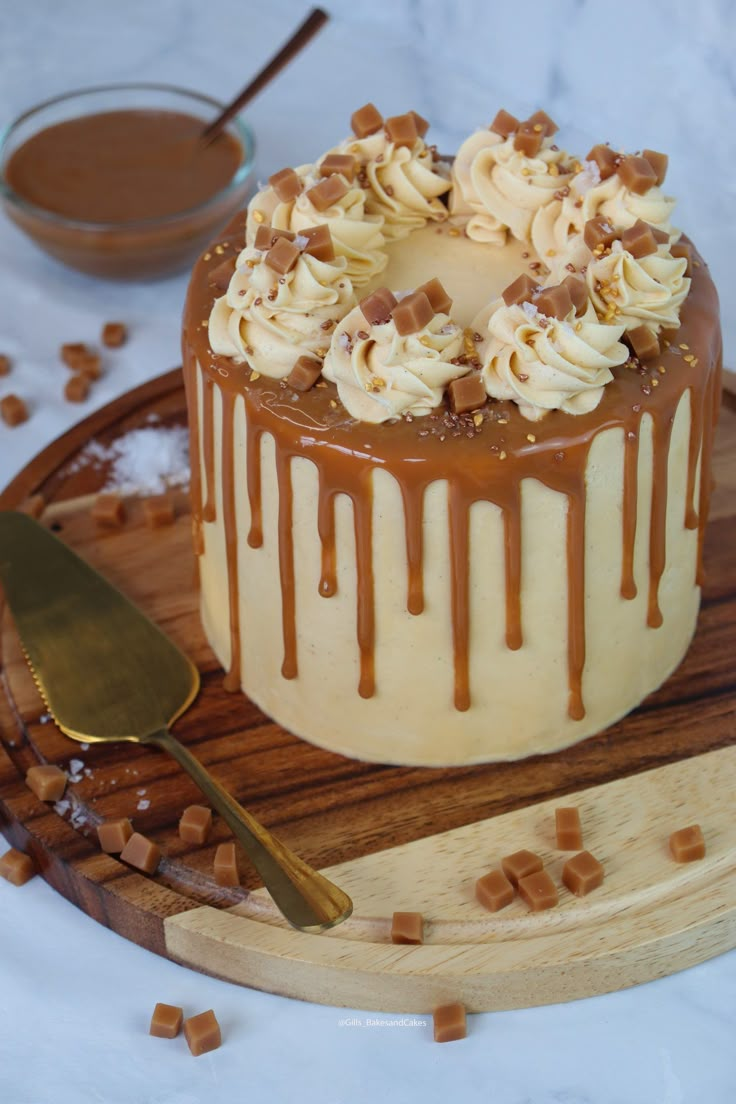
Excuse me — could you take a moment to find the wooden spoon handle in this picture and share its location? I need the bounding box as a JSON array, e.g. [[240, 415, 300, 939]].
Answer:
[[201, 7, 329, 143], [148, 727, 352, 932]]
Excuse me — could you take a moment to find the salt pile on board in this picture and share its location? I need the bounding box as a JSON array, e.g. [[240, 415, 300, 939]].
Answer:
[[75, 424, 190, 496]]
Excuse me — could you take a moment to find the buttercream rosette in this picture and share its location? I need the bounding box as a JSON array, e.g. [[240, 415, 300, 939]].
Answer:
[[586, 242, 690, 333], [322, 303, 464, 422], [209, 246, 356, 378], [475, 298, 629, 421]]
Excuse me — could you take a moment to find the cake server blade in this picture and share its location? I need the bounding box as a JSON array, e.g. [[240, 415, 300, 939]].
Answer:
[[0, 511, 352, 931]]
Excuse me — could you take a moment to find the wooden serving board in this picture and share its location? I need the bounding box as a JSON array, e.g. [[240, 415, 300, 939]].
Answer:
[[1, 368, 734, 1013]]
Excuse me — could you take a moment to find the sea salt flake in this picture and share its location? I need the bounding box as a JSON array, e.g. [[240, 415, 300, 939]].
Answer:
[[40, 713, 52, 725], [54, 800, 70, 816], [294, 234, 310, 250], [74, 425, 190, 496], [137, 799, 151, 811], [69, 759, 84, 774], [576, 161, 602, 193], [521, 301, 541, 322]]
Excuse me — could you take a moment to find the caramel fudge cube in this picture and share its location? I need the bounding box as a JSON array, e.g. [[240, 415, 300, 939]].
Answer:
[[306, 174, 349, 213], [534, 283, 573, 320], [409, 110, 430, 138], [584, 215, 618, 253], [101, 321, 127, 347], [671, 241, 693, 275], [416, 277, 452, 315], [391, 290, 434, 336], [360, 287, 397, 326], [214, 841, 239, 886], [555, 807, 583, 850], [433, 1002, 466, 1043], [502, 273, 540, 308], [60, 342, 90, 369], [391, 911, 424, 944], [142, 494, 176, 529], [0, 848, 36, 886], [618, 155, 657, 195], [269, 167, 302, 203], [178, 804, 213, 845], [300, 224, 335, 262], [669, 824, 705, 863], [0, 353, 11, 375], [351, 102, 383, 138], [74, 352, 102, 380], [518, 868, 558, 912], [642, 149, 668, 186], [628, 325, 660, 362], [514, 123, 543, 158], [26, 764, 67, 802], [287, 356, 322, 392], [97, 817, 134, 854], [64, 374, 90, 403], [475, 868, 514, 912], [501, 848, 543, 888], [184, 1009, 222, 1057], [319, 153, 357, 182], [150, 1002, 183, 1039], [120, 832, 160, 875], [208, 257, 236, 292], [586, 143, 618, 180], [527, 109, 558, 137], [91, 493, 126, 529], [562, 850, 605, 896], [1, 394, 29, 427], [622, 219, 659, 259], [489, 108, 519, 138], [265, 236, 300, 275], [253, 225, 296, 251], [385, 112, 419, 148], [562, 275, 588, 316], [448, 373, 486, 416]]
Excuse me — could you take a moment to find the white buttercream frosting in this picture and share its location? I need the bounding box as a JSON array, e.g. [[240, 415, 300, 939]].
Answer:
[[208, 246, 356, 378], [586, 244, 691, 333], [322, 303, 465, 422], [475, 298, 629, 421]]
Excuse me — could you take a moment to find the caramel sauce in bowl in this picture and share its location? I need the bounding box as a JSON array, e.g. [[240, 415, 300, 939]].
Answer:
[[0, 83, 255, 280]]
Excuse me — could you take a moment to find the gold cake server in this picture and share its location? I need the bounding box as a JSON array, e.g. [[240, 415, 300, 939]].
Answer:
[[0, 510, 352, 933]]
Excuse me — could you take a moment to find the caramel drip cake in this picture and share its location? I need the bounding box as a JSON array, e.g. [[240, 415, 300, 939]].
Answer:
[[183, 105, 721, 766]]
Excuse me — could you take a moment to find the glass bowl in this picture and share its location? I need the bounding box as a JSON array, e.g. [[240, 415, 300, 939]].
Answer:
[[0, 83, 256, 280]]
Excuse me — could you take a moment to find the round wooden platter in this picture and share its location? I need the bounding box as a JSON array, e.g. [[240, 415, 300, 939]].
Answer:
[[1, 368, 735, 1013]]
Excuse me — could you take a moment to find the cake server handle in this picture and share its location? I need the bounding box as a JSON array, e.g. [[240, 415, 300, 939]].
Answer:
[[146, 727, 352, 932]]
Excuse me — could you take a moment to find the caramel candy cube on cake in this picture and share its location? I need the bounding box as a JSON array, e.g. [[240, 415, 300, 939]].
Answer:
[[534, 284, 573, 320], [628, 325, 660, 362], [502, 273, 539, 308], [208, 257, 236, 292], [1, 394, 28, 427], [351, 102, 383, 138], [501, 849, 543, 888], [92, 493, 126, 529], [489, 108, 519, 138], [562, 851, 605, 896], [643, 149, 668, 186], [0, 848, 36, 886], [269, 167, 302, 204], [618, 155, 657, 195], [120, 832, 160, 875], [184, 1009, 222, 1057], [584, 215, 618, 253], [622, 219, 659, 259], [307, 174, 349, 212], [265, 236, 300, 275], [562, 275, 588, 316], [385, 112, 419, 148], [143, 494, 176, 529], [518, 869, 559, 912], [150, 1002, 183, 1039], [101, 321, 127, 347], [97, 817, 134, 854], [448, 373, 486, 416], [26, 764, 67, 802], [669, 824, 705, 862], [527, 109, 558, 137], [475, 869, 514, 912], [671, 241, 693, 275], [409, 110, 430, 138], [300, 224, 335, 262], [586, 143, 618, 180], [433, 1002, 467, 1043], [253, 225, 296, 251], [514, 123, 543, 158], [360, 287, 397, 326], [214, 841, 239, 886], [287, 356, 322, 393], [178, 805, 213, 845], [319, 153, 357, 181], [416, 277, 452, 315], [392, 291, 434, 336], [391, 911, 424, 944], [555, 807, 583, 850]]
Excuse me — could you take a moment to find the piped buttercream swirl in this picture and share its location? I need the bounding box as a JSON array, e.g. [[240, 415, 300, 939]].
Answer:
[[586, 243, 690, 333]]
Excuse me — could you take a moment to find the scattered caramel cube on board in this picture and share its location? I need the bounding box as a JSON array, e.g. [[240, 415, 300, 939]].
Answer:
[[149, 1002, 183, 1039], [669, 824, 705, 863], [0, 848, 36, 886], [433, 1002, 466, 1043], [184, 1010, 222, 1057], [26, 764, 67, 802], [391, 911, 424, 944]]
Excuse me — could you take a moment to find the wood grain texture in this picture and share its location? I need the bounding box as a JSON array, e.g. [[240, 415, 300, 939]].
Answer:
[[0, 370, 734, 1011]]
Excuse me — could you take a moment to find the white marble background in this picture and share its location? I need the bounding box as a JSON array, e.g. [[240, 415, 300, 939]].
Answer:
[[1, 1, 735, 1100]]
